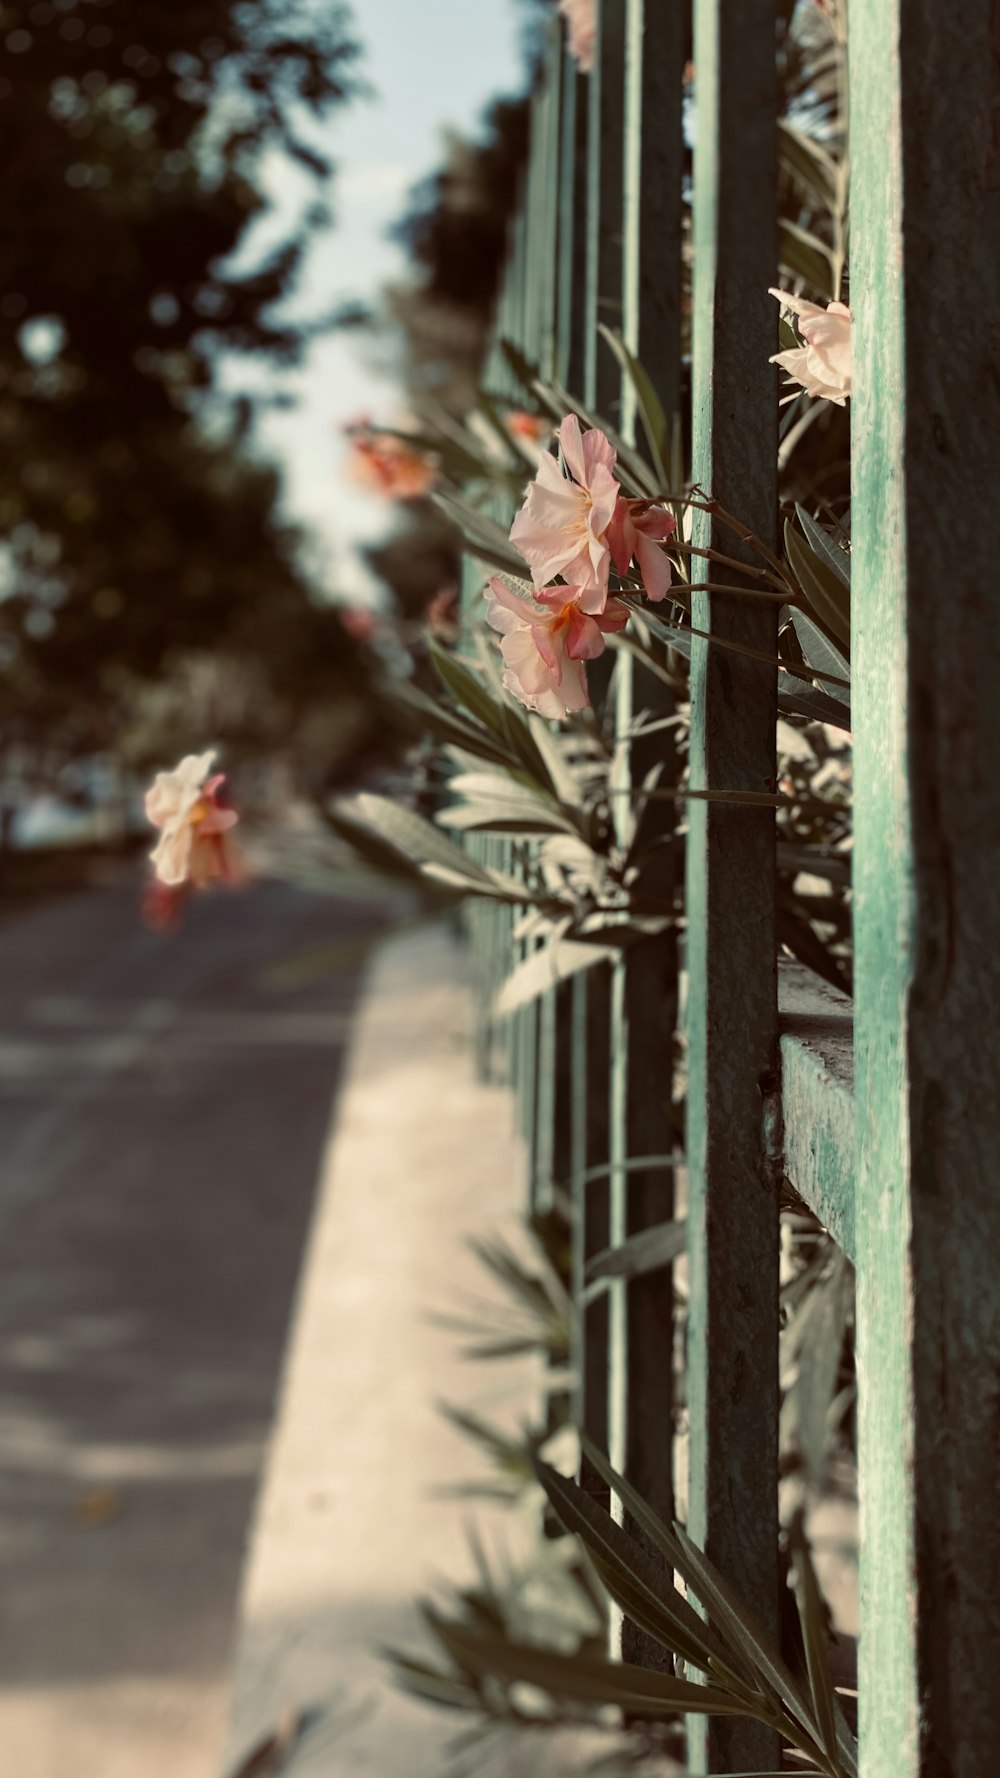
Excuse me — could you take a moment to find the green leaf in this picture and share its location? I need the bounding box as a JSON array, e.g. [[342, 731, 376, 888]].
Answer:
[[323, 804, 434, 889], [532, 1458, 739, 1680], [391, 679, 530, 776], [497, 337, 551, 405], [436, 1402, 537, 1481], [778, 121, 840, 211], [787, 611, 851, 709], [776, 845, 851, 888], [778, 220, 837, 299], [344, 794, 540, 910], [495, 936, 618, 1017], [776, 680, 851, 731], [794, 507, 851, 593], [426, 1613, 751, 1719], [387, 1649, 479, 1713], [626, 598, 848, 691], [431, 489, 528, 576], [670, 1524, 826, 1755], [429, 644, 516, 741], [787, 1521, 852, 1776], [583, 1219, 687, 1294], [787, 1254, 852, 1489], [347, 794, 497, 881], [596, 325, 670, 485], [444, 769, 578, 834], [785, 520, 851, 652], [578, 1432, 832, 1763]]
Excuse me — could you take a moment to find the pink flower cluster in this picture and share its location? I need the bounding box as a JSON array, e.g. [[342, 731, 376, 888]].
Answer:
[[143, 750, 241, 928], [344, 421, 438, 500], [486, 414, 676, 719], [769, 288, 852, 405]]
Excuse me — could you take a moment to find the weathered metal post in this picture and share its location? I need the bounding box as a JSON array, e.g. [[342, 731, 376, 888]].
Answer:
[[607, 0, 687, 1672], [851, 3, 1000, 1773], [684, 0, 780, 1767]]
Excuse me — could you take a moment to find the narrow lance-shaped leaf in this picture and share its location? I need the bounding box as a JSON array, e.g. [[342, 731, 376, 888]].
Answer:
[[787, 1520, 857, 1778], [794, 505, 851, 592], [787, 609, 851, 708], [784, 520, 851, 652], [531, 1458, 746, 1683], [597, 323, 670, 486], [578, 1439, 829, 1757], [426, 1612, 751, 1719], [584, 1218, 687, 1290]]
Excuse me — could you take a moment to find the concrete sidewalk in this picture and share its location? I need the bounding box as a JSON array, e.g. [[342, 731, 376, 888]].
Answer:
[[223, 919, 532, 1778]]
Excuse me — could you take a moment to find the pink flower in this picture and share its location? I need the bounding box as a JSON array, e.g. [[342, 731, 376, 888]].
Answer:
[[344, 423, 438, 499], [506, 410, 549, 444], [559, 0, 596, 72], [607, 499, 677, 602], [769, 288, 852, 405], [484, 578, 628, 719], [426, 584, 460, 641], [340, 605, 377, 642], [509, 414, 621, 613], [145, 750, 239, 890]]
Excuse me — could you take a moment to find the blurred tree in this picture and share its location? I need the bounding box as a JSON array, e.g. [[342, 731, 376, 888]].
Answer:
[[0, 0, 371, 782], [362, 91, 532, 620]]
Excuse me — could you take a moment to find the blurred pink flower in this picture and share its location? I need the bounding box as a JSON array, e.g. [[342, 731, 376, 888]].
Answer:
[[769, 288, 852, 405], [559, 0, 596, 72], [506, 410, 549, 443], [484, 577, 628, 720], [426, 584, 460, 641], [607, 499, 677, 601], [340, 605, 377, 642], [344, 424, 438, 499], [145, 750, 239, 890], [510, 414, 620, 612]]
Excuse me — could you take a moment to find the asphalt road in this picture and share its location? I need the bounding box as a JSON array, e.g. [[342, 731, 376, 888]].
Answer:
[[0, 873, 391, 1778]]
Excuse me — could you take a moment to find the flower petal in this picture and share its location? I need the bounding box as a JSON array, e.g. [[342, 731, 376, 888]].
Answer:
[[558, 413, 587, 485], [634, 530, 673, 602], [564, 607, 607, 662]]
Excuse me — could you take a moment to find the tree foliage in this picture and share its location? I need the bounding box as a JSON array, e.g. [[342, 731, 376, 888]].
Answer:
[[0, 0, 369, 761]]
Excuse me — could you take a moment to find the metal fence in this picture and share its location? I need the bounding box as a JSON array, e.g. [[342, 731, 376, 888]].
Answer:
[[464, 3, 1000, 1774]]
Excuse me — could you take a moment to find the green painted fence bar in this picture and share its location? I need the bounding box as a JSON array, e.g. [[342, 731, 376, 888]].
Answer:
[[557, 51, 589, 394], [571, 0, 629, 1515], [608, 0, 687, 1672], [622, 0, 685, 429], [850, 3, 1000, 1773], [684, 0, 779, 1769], [585, 0, 627, 423]]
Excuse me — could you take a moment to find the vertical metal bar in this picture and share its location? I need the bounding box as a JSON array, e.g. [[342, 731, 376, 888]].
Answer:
[[557, 51, 589, 394], [509, 97, 545, 1117], [538, 32, 562, 386], [622, 0, 685, 432], [608, 0, 687, 1673], [850, 5, 1000, 1775], [520, 38, 564, 1205], [684, 0, 779, 1770], [585, 0, 627, 421], [571, 0, 628, 1517], [571, 962, 612, 1505], [554, 16, 592, 1416]]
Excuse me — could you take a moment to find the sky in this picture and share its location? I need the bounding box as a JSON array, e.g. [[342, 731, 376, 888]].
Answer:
[[231, 0, 526, 605]]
